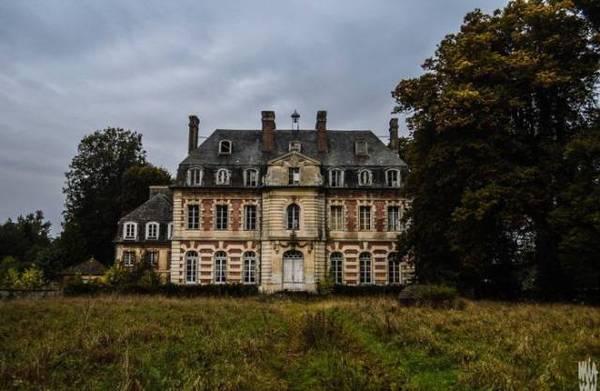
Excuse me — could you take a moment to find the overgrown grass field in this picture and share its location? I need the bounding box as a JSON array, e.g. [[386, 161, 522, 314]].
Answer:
[[1, 296, 598, 390]]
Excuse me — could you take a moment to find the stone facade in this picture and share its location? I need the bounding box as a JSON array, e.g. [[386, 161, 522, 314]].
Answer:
[[115, 111, 413, 292]]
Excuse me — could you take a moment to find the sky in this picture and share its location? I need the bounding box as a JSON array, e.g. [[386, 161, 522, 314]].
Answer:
[[0, 0, 507, 234]]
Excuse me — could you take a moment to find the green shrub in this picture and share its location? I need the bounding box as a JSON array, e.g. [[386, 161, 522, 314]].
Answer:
[[399, 284, 459, 308], [332, 284, 406, 296]]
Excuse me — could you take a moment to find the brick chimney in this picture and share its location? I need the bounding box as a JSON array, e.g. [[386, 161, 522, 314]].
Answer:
[[188, 115, 199, 153], [389, 118, 399, 152], [261, 111, 276, 152], [316, 110, 328, 153]]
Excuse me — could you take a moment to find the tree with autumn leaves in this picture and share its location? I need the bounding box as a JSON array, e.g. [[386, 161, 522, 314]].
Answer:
[[394, 0, 600, 298]]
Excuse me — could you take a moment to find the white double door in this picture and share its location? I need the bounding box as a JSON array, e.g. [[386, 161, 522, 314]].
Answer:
[[283, 251, 304, 290]]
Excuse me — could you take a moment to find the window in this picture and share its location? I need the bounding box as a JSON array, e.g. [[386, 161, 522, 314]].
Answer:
[[219, 140, 232, 155], [187, 205, 200, 230], [244, 205, 257, 230], [244, 169, 259, 187], [329, 169, 344, 187], [214, 251, 227, 283], [359, 253, 372, 284], [215, 168, 231, 185], [215, 205, 228, 230], [358, 170, 373, 186], [387, 206, 400, 231], [146, 251, 158, 267], [286, 203, 300, 230], [123, 251, 135, 267], [330, 252, 343, 284], [288, 167, 300, 185], [388, 253, 401, 284], [187, 167, 203, 186], [185, 251, 198, 284], [145, 222, 159, 240], [355, 140, 368, 156], [386, 169, 400, 187], [359, 206, 371, 231], [124, 222, 137, 240], [167, 223, 173, 239], [330, 205, 344, 231], [243, 251, 257, 284], [289, 141, 301, 152]]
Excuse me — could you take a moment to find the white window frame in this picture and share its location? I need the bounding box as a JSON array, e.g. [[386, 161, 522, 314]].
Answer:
[[167, 222, 173, 239], [288, 167, 300, 185], [123, 222, 137, 240], [289, 141, 301, 152], [388, 253, 401, 285], [286, 203, 300, 230], [330, 252, 344, 285], [123, 251, 135, 267], [243, 251, 257, 284], [385, 169, 401, 187], [219, 140, 232, 155], [359, 205, 371, 231], [244, 204, 257, 230], [329, 205, 344, 231], [387, 206, 400, 231], [215, 204, 228, 230], [187, 167, 203, 186], [187, 204, 200, 230], [146, 250, 158, 267], [329, 169, 344, 187], [214, 251, 227, 284], [358, 169, 373, 186], [185, 251, 198, 284], [215, 168, 231, 185], [359, 252, 372, 285], [244, 168, 259, 187], [145, 222, 159, 240]]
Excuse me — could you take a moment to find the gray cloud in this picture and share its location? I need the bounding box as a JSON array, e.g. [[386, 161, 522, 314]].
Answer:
[[0, 0, 507, 234]]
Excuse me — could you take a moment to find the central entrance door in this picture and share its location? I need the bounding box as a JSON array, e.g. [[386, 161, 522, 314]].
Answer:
[[283, 250, 304, 290]]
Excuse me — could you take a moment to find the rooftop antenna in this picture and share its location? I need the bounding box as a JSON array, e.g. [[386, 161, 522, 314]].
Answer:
[[291, 110, 300, 131]]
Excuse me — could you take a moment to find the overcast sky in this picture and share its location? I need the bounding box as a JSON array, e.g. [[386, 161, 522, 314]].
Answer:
[[0, 0, 506, 234]]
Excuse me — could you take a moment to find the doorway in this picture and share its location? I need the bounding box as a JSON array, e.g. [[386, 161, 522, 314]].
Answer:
[[283, 250, 304, 290]]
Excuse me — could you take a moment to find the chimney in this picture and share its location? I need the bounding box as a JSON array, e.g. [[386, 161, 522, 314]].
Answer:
[[261, 111, 276, 152], [316, 110, 328, 153], [389, 118, 399, 151], [188, 115, 199, 153]]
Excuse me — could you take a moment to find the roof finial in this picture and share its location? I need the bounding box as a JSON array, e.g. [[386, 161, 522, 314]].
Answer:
[[291, 110, 300, 131]]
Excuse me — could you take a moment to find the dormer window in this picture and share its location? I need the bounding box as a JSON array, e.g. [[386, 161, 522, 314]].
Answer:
[[288, 167, 300, 185], [215, 168, 231, 185], [187, 167, 203, 186], [289, 141, 301, 152], [358, 169, 373, 186], [329, 169, 344, 187], [355, 140, 368, 156], [386, 169, 401, 187], [219, 140, 232, 155], [244, 169, 259, 187], [123, 222, 137, 240], [145, 222, 159, 240]]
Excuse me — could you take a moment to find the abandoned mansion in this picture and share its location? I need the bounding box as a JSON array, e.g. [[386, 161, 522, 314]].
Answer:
[[115, 111, 413, 292]]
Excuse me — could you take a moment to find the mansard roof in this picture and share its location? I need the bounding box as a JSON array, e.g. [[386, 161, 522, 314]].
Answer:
[[119, 193, 173, 224], [180, 129, 408, 168]]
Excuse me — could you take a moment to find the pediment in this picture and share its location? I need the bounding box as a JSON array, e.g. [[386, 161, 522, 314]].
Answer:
[[268, 151, 321, 167]]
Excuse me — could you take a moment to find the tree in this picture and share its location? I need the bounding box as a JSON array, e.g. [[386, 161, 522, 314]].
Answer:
[[393, 0, 600, 298], [118, 165, 172, 215], [0, 211, 52, 267], [63, 128, 147, 265]]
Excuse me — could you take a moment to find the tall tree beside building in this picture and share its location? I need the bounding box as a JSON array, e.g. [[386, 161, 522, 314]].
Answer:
[[118, 165, 172, 215], [63, 128, 148, 264], [393, 0, 600, 297]]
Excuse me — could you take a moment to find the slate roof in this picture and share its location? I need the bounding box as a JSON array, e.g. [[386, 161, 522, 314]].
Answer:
[[62, 257, 107, 276], [119, 193, 172, 223], [175, 129, 407, 187]]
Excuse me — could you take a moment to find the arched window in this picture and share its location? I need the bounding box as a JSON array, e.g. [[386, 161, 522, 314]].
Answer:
[[145, 222, 159, 240], [243, 251, 257, 284], [215, 168, 231, 185], [123, 222, 137, 240], [358, 169, 373, 186], [359, 252, 372, 285], [388, 253, 401, 284], [187, 167, 203, 186], [214, 251, 227, 283], [219, 140, 232, 155], [286, 203, 300, 230], [386, 169, 401, 187], [329, 169, 344, 187], [185, 251, 198, 284], [244, 168, 259, 187], [329, 252, 344, 285]]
